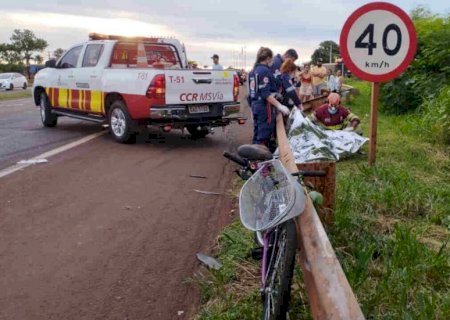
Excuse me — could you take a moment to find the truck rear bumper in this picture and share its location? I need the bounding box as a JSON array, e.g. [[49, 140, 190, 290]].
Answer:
[[148, 103, 240, 121], [139, 103, 244, 128]]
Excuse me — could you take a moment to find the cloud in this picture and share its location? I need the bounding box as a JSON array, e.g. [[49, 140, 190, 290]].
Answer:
[[1, 0, 448, 68]]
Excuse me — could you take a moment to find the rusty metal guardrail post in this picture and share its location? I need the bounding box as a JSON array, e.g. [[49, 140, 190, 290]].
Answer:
[[276, 113, 365, 320]]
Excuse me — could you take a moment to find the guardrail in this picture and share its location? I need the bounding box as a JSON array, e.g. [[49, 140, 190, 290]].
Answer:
[[276, 113, 365, 320]]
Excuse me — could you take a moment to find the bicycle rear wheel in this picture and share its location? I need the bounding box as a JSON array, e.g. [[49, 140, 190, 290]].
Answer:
[[262, 219, 298, 320]]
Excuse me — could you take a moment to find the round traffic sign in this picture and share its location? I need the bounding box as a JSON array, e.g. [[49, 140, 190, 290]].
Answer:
[[340, 2, 417, 82]]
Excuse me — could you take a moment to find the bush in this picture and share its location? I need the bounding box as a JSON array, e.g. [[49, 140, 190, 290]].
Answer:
[[380, 8, 450, 115], [420, 85, 450, 144]]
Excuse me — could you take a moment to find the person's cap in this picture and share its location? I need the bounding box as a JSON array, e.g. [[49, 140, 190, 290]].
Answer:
[[211, 54, 219, 59], [284, 49, 298, 60]]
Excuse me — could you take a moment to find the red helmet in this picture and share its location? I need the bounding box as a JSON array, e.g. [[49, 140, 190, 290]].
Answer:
[[327, 92, 340, 105]]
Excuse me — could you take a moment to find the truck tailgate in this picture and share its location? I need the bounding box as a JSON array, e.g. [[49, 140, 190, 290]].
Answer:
[[165, 70, 235, 105]]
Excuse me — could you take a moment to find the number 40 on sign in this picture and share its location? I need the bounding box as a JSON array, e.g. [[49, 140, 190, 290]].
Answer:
[[340, 2, 417, 165]]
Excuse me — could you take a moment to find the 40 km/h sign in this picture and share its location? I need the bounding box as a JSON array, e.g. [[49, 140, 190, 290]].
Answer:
[[340, 2, 417, 166], [340, 2, 417, 82]]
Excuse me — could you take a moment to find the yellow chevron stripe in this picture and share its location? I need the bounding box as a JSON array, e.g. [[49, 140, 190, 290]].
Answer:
[[58, 88, 68, 108], [90, 90, 102, 113], [79, 90, 83, 110], [68, 89, 72, 109]]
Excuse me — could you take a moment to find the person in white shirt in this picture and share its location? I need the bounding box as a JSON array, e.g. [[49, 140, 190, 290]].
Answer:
[[211, 54, 223, 70], [326, 68, 339, 93]]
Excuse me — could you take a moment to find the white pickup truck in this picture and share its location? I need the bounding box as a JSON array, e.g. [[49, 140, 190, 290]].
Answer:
[[33, 33, 242, 143]]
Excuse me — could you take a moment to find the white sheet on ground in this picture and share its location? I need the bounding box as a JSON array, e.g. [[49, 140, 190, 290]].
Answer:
[[286, 108, 368, 163]]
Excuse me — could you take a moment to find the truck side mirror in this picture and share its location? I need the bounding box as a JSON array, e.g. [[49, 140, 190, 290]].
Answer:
[[45, 60, 57, 68]]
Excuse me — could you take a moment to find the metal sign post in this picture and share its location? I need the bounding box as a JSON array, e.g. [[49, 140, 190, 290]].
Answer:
[[340, 2, 417, 165]]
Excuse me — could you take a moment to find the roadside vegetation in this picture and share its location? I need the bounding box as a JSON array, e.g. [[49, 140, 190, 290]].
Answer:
[[0, 90, 32, 101]]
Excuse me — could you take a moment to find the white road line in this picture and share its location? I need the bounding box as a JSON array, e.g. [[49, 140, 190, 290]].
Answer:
[[0, 131, 106, 179]]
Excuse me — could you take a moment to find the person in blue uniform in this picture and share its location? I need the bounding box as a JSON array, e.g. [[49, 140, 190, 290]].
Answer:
[[277, 60, 302, 110], [247, 47, 290, 149], [270, 49, 299, 77]]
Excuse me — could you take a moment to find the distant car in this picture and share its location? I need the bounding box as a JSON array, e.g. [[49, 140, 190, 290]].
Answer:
[[0, 73, 28, 91]]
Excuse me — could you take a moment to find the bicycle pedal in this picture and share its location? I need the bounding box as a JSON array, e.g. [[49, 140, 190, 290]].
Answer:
[[251, 246, 263, 260]]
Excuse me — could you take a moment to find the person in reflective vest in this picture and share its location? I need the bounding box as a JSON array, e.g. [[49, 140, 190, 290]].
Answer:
[[276, 60, 302, 110], [270, 49, 299, 77], [248, 47, 290, 149], [311, 92, 360, 131]]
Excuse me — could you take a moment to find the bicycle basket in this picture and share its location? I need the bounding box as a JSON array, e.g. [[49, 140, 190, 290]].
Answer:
[[239, 159, 305, 232]]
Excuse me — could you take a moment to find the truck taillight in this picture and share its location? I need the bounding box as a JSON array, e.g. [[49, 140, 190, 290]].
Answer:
[[146, 74, 166, 103], [233, 74, 240, 102]]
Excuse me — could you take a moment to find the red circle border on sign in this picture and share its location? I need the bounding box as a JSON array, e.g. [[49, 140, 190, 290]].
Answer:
[[340, 2, 417, 82]]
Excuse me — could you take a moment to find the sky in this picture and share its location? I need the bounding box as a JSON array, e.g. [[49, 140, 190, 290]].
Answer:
[[0, 0, 448, 69]]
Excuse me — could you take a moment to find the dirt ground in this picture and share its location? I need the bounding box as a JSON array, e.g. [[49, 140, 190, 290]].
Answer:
[[0, 92, 252, 319]]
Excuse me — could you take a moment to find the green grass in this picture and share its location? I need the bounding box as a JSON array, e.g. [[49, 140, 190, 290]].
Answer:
[[330, 79, 450, 319], [0, 90, 32, 101], [194, 79, 450, 319]]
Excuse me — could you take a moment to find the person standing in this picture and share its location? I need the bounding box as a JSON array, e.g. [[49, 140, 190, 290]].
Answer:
[[326, 68, 338, 93], [335, 69, 343, 92], [211, 54, 223, 70], [299, 63, 313, 102], [247, 47, 290, 149], [311, 58, 327, 97]]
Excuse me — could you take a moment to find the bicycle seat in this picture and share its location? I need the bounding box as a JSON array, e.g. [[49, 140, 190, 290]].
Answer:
[[237, 144, 273, 161]]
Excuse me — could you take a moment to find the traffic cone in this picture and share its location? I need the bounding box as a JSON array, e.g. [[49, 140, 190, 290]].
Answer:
[[136, 42, 148, 68]]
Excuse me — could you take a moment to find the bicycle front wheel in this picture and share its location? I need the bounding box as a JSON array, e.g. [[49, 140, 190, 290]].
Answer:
[[262, 219, 298, 320]]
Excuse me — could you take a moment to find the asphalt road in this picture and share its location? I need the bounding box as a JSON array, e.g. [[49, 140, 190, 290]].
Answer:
[[0, 98, 101, 170], [0, 92, 251, 319]]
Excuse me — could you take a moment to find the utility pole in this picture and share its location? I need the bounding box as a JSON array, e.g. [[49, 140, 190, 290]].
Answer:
[[329, 44, 332, 63], [242, 46, 246, 70]]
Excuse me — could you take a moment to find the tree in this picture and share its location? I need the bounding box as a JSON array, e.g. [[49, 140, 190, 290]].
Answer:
[[53, 48, 65, 60], [10, 29, 48, 77], [311, 41, 340, 64], [34, 54, 44, 65], [0, 43, 22, 64]]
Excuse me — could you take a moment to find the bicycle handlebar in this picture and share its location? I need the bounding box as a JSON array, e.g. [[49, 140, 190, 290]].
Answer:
[[292, 170, 326, 177], [223, 151, 247, 167]]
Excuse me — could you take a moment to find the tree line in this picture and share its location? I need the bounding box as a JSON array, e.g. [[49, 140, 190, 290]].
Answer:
[[0, 29, 64, 77]]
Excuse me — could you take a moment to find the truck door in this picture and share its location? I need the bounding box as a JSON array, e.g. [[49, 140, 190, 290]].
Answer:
[[50, 45, 83, 108], [71, 43, 105, 114]]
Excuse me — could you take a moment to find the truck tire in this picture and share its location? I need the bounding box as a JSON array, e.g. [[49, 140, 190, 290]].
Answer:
[[186, 125, 209, 139], [108, 100, 136, 143], [40, 92, 58, 127]]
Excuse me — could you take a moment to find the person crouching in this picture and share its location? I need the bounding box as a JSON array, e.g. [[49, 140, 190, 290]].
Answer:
[[311, 93, 360, 131]]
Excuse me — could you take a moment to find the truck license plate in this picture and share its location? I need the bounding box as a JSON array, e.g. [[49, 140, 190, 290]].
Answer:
[[189, 105, 209, 114]]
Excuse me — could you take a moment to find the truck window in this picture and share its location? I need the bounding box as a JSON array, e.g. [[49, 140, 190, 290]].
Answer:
[[111, 41, 180, 69], [58, 45, 82, 68], [82, 44, 104, 67]]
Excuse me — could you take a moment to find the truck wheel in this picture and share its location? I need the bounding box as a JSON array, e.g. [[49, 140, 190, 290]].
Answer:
[[40, 92, 58, 127], [108, 100, 136, 143], [23, 83, 27, 90], [186, 125, 209, 139]]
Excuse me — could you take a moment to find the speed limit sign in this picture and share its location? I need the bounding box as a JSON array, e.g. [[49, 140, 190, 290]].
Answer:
[[340, 2, 417, 166], [340, 2, 417, 82]]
